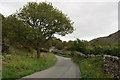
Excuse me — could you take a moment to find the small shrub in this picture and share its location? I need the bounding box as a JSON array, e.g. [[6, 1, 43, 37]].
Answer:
[[69, 39, 89, 54], [40, 48, 48, 52]]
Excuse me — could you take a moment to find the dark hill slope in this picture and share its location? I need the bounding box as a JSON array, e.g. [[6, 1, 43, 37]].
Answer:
[[89, 30, 120, 46]]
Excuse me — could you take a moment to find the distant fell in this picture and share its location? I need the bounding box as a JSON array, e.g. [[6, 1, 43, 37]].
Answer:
[[89, 30, 120, 46]]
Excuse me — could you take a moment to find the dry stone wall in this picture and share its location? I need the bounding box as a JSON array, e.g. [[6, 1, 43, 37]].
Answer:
[[103, 55, 120, 78], [73, 52, 120, 78]]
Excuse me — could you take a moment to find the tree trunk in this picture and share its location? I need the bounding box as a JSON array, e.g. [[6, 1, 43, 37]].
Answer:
[[31, 52, 33, 58], [37, 49, 40, 58]]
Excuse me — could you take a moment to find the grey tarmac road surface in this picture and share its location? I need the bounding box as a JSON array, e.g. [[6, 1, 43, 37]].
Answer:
[[22, 55, 80, 78]]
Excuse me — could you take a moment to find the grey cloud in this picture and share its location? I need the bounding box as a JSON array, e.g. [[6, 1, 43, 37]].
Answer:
[[53, 2, 118, 41], [0, 0, 118, 41]]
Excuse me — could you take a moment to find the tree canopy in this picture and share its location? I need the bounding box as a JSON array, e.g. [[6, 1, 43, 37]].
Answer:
[[17, 2, 74, 38], [17, 2, 74, 58]]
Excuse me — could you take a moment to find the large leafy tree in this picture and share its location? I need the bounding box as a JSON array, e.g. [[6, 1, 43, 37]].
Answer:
[[2, 15, 34, 50], [17, 2, 74, 58]]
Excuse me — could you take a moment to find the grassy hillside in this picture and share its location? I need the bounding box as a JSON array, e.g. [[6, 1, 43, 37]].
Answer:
[[89, 30, 120, 46], [72, 57, 112, 78], [2, 47, 56, 80]]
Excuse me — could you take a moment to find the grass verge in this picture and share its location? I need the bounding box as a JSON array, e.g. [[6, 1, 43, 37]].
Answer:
[[72, 57, 112, 78], [2, 53, 56, 80]]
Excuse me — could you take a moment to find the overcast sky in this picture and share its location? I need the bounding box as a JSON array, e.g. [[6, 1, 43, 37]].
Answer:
[[0, 0, 119, 41]]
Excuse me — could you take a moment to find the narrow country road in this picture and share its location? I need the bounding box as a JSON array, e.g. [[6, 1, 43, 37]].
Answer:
[[22, 55, 80, 79]]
